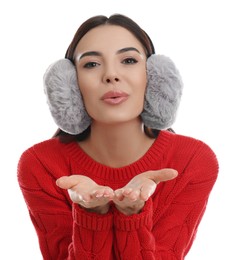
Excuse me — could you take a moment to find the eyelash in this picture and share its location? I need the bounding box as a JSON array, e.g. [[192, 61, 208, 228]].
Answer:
[[83, 62, 99, 68], [83, 57, 138, 68], [122, 57, 138, 64]]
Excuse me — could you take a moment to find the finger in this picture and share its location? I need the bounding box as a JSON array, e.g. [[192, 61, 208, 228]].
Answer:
[[150, 169, 178, 183], [127, 189, 141, 201], [120, 188, 140, 201], [81, 193, 92, 203], [94, 190, 104, 198], [122, 187, 132, 196], [56, 175, 80, 189], [114, 189, 125, 201], [103, 187, 115, 199], [94, 187, 114, 199]]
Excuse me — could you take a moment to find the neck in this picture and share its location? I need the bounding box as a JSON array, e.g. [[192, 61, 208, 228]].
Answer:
[[79, 118, 154, 167]]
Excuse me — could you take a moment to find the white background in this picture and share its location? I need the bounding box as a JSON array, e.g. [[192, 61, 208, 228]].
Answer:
[[0, 0, 234, 259]]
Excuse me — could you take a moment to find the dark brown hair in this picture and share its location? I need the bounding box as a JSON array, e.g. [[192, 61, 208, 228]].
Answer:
[[65, 14, 155, 62], [54, 14, 166, 143]]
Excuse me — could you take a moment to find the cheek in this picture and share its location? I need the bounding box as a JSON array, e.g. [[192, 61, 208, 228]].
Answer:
[[136, 70, 147, 97], [77, 74, 94, 100], [79, 87, 94, 111], [139, 73, 148, 111], [77, 78, 99, 118], [76, 82, 91, 115], [130, 70, 147, 115]]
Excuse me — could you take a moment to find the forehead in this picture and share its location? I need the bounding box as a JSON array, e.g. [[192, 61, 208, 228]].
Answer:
[[75, 25, 145, 54]]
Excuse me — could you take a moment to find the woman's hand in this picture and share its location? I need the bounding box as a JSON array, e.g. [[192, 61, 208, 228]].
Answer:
[[56, 169, 177, 215], [113, 169, 178, 215], [56, 175, 114, 214]]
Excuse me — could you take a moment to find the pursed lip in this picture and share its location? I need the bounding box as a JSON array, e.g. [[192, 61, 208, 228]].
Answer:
[[101, 91, 129, 105]]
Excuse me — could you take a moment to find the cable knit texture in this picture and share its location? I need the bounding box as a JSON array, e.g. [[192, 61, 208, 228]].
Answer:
[[17, 131, 218, 260]]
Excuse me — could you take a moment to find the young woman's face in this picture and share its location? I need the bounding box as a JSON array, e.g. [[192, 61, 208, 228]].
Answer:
[[74, 25, 147, 125]]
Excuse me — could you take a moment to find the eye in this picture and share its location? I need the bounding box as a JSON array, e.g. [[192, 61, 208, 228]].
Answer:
[[83, 62, 100, 68], [122, 58, 138, 64]]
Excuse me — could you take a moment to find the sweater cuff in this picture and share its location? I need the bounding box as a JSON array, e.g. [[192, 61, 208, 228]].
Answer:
[[73, 203, 113, 231], [113, 199, 153, 231]]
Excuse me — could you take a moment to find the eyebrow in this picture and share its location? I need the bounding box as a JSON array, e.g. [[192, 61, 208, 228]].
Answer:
[[117, 47, 141, 54], [78, 47, 141, 60]]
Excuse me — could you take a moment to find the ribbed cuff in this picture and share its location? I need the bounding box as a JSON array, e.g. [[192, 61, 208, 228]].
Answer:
[[73, 203, 113, 231], [113, 199, 153, 231]]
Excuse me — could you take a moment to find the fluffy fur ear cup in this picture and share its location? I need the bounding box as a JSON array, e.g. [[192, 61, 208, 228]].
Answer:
[[141, 54, 183, 129], [43, 59, 91, 135]]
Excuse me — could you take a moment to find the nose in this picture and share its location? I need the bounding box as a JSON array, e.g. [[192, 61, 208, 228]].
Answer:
[[105, 77, 119, 83], [103, 64, 120, 84]]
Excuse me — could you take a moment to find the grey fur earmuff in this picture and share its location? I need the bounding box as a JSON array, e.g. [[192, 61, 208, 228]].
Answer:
[[43, 54, 183, 135], [141, 54, 183, 129], [43, 59, 91, 135]]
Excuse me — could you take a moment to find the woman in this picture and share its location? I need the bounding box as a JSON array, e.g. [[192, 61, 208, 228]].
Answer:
[[17, 14, 219, 259]]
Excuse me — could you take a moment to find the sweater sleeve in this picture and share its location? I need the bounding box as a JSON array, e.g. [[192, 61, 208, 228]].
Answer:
[[112, 141, 219, 260], [17, 147, 113, 260], [113, 199, 156, 260], [70, 204, 113, 259], [152, 141, 219, 259]]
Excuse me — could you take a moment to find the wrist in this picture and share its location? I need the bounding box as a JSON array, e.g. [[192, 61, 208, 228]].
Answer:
[[80, 204, 110, 215], [115, 201, 145, 216]]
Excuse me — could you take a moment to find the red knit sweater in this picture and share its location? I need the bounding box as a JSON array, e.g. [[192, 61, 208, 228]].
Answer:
[[17, 130, 218, 260]]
